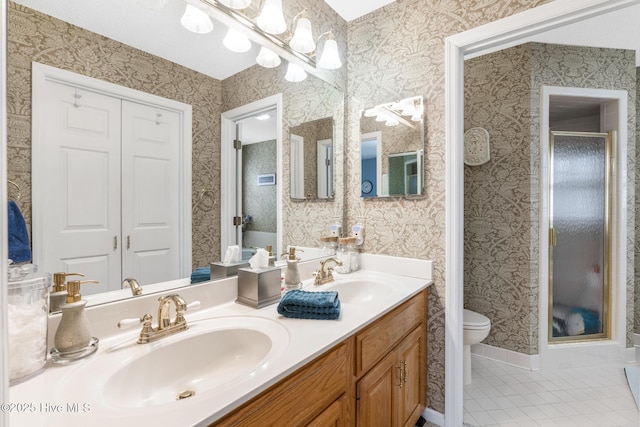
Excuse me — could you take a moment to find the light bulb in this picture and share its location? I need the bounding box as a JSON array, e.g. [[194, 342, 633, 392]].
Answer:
[[223, 28, 251, 53], [256, 47, 281, 68], [385, 117, 400, 126], [363, 108, 378, 117], [219, 0, 252, 9], [256, 0, 287, 34], [181, 4, 213, 34], [318, 39, 342, 69], [289, 18, 315, 53], [284, 62, 307, 83]]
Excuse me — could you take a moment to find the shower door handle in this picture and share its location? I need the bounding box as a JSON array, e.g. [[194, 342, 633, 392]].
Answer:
[[549, 228, 557, 246]]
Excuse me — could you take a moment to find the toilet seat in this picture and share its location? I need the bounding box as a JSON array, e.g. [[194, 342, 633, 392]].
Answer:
[[463, 309, 490, 329]]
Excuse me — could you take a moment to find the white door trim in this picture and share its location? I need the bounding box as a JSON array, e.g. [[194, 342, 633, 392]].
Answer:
[[444, 1, 640, 425], [31, 62, 192, 280], [221, 94, 283, 258], [317, 138, 332, 199]]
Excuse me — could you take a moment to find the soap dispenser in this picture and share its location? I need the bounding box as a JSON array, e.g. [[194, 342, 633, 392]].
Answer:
[[266, 245, 276, 267], [284, 247, 301, 292], [51, 279, 99, 362], [50, 272, 84, 313]]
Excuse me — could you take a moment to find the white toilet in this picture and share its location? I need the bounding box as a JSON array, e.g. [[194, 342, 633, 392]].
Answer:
[[463, 309, 491, 385]]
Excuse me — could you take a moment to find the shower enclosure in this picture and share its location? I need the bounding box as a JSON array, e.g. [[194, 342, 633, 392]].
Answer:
[[549, 131, 613, 343]]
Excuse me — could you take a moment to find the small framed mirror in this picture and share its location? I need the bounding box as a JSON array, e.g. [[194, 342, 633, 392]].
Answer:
[[289, 116, 335, 200], [359, 96, 425, 198]]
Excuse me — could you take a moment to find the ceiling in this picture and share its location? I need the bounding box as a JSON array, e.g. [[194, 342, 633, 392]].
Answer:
[[12, 0, 391, 81]]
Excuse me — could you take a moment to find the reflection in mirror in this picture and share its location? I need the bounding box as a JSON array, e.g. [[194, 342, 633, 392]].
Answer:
[[359, 96, 425, 197], [7, 0, 344, 306], [289, 117, 334, 200]]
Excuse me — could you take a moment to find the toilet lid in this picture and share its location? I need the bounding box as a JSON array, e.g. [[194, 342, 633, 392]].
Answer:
[[463, 309, 490, 328]]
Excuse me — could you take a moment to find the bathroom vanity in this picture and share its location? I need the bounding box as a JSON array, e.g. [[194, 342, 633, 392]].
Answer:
[[9, 255, 432, 427]]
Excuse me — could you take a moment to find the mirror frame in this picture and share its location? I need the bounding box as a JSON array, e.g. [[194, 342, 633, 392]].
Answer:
[[1, 0, 9, 416], [444, 1, 640, 426]]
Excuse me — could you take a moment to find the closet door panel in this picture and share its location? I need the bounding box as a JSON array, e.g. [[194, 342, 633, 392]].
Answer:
[[121, 101, 181, 285], [33, 81, 122, 294]]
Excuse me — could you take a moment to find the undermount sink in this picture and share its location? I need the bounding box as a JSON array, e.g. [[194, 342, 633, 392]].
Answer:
[[59, 316, 289, 409]]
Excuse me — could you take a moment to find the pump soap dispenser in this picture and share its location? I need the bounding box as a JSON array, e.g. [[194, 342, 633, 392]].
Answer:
[[50, 272, 84, 313], [284, 247, 302, 292], [51, 279, 99, 363]]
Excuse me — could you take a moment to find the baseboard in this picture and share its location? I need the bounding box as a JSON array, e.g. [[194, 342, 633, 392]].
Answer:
[[471, 343, 540, 370], [423, 407, 444, 426]]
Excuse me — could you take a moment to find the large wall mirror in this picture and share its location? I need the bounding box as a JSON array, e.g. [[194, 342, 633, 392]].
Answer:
[[6, 0, 344, 304], [359, 96, 425, 198]]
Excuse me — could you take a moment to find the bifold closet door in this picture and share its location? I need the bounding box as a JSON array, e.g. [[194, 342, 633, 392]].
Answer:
[[121, 101, 181, 286], [34, 82, 122, 294]]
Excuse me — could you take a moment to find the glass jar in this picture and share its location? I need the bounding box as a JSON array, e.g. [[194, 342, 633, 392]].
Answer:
[[320, 236, 338, 257], [8, 264, 52, 385], [335, 237, 351, 274], [344, 237, 360, 272]]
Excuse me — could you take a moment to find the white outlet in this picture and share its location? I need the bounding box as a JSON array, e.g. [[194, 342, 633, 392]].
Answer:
[[352, 224, 365, 246], [329, 223, 342, 237]]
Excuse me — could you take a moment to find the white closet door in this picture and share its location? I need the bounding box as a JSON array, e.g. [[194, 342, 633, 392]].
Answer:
[[34, 82, 122, 294], [121, 101, 181, 285]]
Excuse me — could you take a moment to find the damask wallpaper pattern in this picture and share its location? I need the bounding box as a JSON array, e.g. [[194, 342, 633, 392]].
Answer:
[[464, 43, 637, 355], [6, 2, 221, 268]]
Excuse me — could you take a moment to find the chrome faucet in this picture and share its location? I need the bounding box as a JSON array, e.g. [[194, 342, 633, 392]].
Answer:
[[314, 257, 343, 286], [122, 277, 142, 296], [117, 294, 198, 344]]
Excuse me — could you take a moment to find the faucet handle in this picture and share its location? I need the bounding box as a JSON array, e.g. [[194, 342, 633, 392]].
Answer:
[[186, 300, 201, 311], [117, 316, 144, 329]]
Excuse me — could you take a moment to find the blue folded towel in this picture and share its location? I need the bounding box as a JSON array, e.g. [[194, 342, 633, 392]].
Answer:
[[190, 267, 210, 284], [8, 200, 31, 263], [277, 290, 340, 320]]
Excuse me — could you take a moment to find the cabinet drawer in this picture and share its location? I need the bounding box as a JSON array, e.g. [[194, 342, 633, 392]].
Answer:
[[355, 291, 426, 375], [211, 342, 348, 426]]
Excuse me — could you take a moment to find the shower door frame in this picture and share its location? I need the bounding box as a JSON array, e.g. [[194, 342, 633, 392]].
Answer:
[[538, 85, 628, 367], [548, 130, 613, 344]]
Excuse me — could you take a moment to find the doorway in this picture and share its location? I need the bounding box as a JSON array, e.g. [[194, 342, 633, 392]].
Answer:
[[220, 94, 283, 261]]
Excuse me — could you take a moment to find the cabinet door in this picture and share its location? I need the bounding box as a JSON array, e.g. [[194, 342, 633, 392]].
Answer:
[[397, 326, 426, 427], [307, 395, 346, 427], [356, 350, 399, 427]]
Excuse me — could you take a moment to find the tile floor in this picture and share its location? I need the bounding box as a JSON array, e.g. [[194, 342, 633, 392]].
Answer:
[[463, 355, 640, 427]]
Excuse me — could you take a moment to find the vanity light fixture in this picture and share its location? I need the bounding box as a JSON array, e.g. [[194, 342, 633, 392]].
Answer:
[[385, 117, 400, 127], [256, 0, 287, 35], [181, 4, 214, 34], [256, 46, 281, 68], [223, 28, 252, 52], [284, 62, 307, 82], [289, 16, 315, 54], [218, 0, 252, 9], [365, 96, 423, 128], [317, 34, 342, 70], [137, 0, 168, 10]]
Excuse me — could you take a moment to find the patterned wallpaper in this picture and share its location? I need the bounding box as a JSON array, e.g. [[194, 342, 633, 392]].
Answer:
[[242, 140, 277, 233], [6, 1, 221, 269], [464, 43, 637, 355], [346, 0, 552, 412], [222, 64, 345, 251], [636, 66, 640, 335]]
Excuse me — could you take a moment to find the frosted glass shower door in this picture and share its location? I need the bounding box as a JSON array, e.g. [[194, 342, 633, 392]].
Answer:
[[549, 131, 612, 342]]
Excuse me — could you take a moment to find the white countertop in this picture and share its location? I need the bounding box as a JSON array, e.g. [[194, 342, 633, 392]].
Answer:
[[9, 256, 432, 427]]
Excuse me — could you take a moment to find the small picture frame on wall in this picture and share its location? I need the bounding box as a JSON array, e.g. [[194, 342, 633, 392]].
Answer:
[[257, 174, 276, 186]]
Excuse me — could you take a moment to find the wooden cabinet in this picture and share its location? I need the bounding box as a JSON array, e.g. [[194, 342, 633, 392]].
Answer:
[[209, 288, 427, 427], [356, 325, 426, 427]]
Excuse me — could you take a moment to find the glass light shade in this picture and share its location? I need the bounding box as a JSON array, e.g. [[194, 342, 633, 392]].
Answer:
[[318, 39, 342, 69], [219, 0, 252, 9], [411, 112, 422, 122], [289, 18, 315, 53], [284, 62, 307, 83], [375, 113, 387, 122], [256, 47, 281, 68], [363, 108, 378, 117], [137, 0, 167, 10], [256, 0, 287, 34], [223, 28, 251, 53], [401, 101, 416, 116], [385, 117, 400, 127], [181, 5, 213, 34]]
